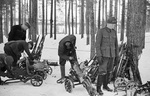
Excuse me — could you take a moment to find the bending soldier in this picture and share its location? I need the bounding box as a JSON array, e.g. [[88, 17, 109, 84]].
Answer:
[[8, 22, 31, 41], [4, 40, 34, 67], [57, 35, 77, 84]]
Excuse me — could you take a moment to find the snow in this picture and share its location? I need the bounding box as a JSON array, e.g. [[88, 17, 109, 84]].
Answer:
[[0, 33, 150, 96]]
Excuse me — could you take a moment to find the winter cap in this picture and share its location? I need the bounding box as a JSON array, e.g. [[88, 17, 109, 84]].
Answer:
[[25, 22, 31, 28], [5, 56, 14, 66], [107, 17, 117, 24]]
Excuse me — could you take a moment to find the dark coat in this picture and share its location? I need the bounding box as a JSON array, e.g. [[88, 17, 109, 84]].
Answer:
[[96, 27, 119, 57], [58, 35, 76, 60], [4, 40, 33, 60], [8, 25, 26, 41]]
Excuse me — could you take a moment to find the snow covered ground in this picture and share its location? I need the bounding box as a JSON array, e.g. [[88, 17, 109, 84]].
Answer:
[[0, 33, 150, 96]]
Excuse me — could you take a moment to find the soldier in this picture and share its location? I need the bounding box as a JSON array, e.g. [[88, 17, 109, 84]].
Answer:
[[8, 22, 31, 41], [4, 40, 34, 67], [57, 35, 77, 84], [0, 54, 14, 85], [96, 17, 119, 95]]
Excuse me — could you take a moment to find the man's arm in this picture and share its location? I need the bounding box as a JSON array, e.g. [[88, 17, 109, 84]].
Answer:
[[23, 42, 34, 60], [96, 29, 102, 57], [115, 31, 119, 57], [58, 45, 70, 60]]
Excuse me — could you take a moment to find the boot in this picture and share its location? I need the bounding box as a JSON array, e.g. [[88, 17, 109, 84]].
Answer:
[[97, 75, 104, 95], [60, 65, 65, 78], [103, 74, 113, 92], [57, 65, 66, 84], [0, 77, 6, 85]]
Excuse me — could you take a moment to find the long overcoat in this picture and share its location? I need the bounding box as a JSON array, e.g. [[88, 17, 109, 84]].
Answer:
[[96, 27, 119, 58]]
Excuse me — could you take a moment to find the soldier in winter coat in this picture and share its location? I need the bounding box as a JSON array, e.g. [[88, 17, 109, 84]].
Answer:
[[4, 40, 34, 67], [8, 22, 31, 41], [96, 17, 119, 95]]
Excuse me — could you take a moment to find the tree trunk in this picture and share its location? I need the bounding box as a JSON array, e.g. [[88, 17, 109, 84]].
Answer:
[[126, 0, 146, 66], [98, 0, 101, 29], [50, 0, 53, 38], [109, 0, 113, 18], [105, 0, 107, 21], [75, 0, 77, 34], [81, 0, 84, 38], [86, 0, 90, 45], [71, 0, 74, 35], [68, 0, 71, 35], [120, 0, 125, 41], [19, 0, 21, 24], [54, 0, 56, 39], [10, 4, 13, 27], [102, 0, 105, 27], [5, 5, 9, 38], [114, 0, 118, 31], [90, 0, 95, 58], [65, 0, 67, 34], [0, 5, 3, 43], [42, 0, 45, 36], [30, 0, 38, 42], [45, 0, 48, 35], [29, 0, 32, 39]]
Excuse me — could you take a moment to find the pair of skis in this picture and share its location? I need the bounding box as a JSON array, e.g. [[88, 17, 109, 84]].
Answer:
[[31, 35, 46, 60]]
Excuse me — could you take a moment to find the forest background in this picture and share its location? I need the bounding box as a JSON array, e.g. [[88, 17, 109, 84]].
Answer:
[[0, 0, 150, 66]]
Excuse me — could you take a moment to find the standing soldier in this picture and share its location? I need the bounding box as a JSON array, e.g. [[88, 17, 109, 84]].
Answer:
[[96, 17, 119, 95], [57, 35, 77, 84]]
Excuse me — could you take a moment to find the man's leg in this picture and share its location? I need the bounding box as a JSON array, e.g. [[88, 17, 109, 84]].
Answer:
[[57, 58, 66, 84], [103, 57, 113, 92], [96, 57, 107, 95], [97, 74, 104, 95], [60, 65, 65, 78], [103, 74, 113, 92], [4, 45, 17, 67]]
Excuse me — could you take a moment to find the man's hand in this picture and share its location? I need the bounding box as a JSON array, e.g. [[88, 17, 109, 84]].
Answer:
[[69, 57, 74, 60]]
